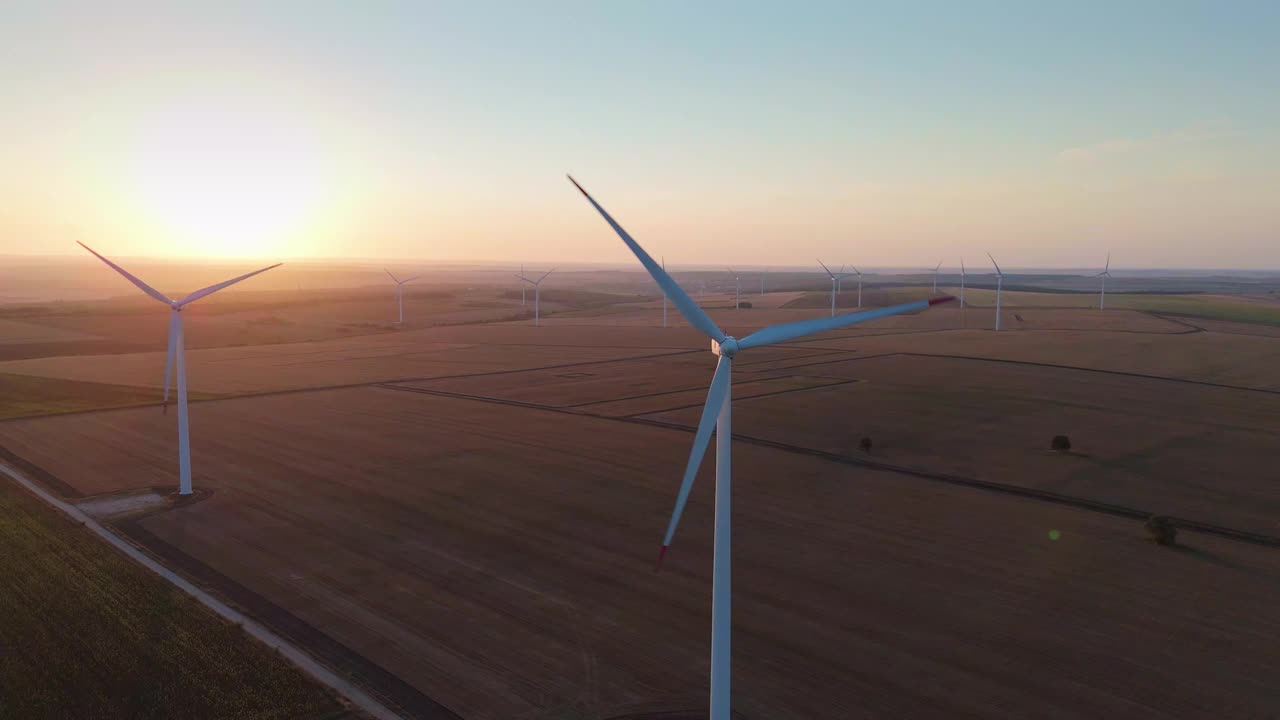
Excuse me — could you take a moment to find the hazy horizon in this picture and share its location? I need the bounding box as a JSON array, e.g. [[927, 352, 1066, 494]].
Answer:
[[4, 2, 1277, 267]]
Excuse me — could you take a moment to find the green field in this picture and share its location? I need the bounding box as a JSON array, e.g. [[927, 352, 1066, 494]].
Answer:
[[0, 373, 221, 421], [0, 480, 350, 719]]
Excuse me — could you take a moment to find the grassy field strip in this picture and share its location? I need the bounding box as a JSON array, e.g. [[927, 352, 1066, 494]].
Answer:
[[0, 460, 406, 720]]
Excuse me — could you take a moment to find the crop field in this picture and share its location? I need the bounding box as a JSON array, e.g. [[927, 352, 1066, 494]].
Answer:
[[0, 304, 1278, 718], [1, 288, 1279, 718], [952, 288, 1280, 325], [0, 477, 349, 719], [0, 373, 220, 420]]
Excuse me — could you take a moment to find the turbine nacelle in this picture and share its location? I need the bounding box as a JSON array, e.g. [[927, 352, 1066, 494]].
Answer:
[[711, 336, 739, 357]]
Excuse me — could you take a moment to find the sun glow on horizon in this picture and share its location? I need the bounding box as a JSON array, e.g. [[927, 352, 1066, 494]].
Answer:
[[126, 100, 327, 258]]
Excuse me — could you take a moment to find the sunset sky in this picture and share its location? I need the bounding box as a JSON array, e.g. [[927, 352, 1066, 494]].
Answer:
[[2, 2, 1277, 268]]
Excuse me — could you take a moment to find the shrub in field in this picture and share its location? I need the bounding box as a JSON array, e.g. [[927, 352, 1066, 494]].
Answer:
[[1051, 435, 1071, 452], [1145, 515, 1178, 546], [859, 436, 873, 453], [738, 301, 753, 309]]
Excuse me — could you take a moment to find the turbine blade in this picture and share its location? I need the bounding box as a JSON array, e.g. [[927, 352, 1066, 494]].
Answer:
[[537, 268, 556, 284], [738, 296, 955, 351], [568, 175, 725, 342], [385, 269, 399, 284], [1105, 252, 1111, 272], [403, 276, 420, 284], [849, 265, 860, 275], [935, 261, 942, 271], [987, 252, 1003, 276], [659, 355, 731, 566], [177, 263, 282, 306], [77, 242, 172, 305], [817, 258, 835, 279], [960, 258, 965, 274]]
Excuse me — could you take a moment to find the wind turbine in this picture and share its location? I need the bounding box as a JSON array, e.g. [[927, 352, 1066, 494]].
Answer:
[[847, 265, 864, 308], [518, 268, 555, 326], [727, 267, 740, 309], [959, 258, 966, 309], [516, 263, 527, 305], [926, 261, 942, 293], [77, 243, 280, 496], [988, 252, 1004, 331], [1096, 253, 1112, 309], [568, 175, 954, 720], [817, 260, 840, 317], [385, 270, 419, 323]]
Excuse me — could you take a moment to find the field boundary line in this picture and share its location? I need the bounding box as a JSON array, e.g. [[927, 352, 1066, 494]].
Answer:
[[372, 383, 1280, 549], [0, 460, 411, 720], [890, 352, 1280, 395]]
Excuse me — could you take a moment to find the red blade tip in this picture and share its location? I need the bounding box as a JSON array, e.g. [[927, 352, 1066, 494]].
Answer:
[[928, 295, 957, 306], [655, 545, 669, 571]]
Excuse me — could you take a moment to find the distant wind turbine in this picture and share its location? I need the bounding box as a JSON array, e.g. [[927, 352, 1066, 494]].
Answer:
[[569, 174, 954, 720], [517, 268, 555, 326], [727, 267, 740, 309], [926, 261, 942, 294], [988, 252, 1004, 331], [959, 258, 966, 310], [847, 265, 863, 308], [78, 243, 280, 496], [1096, 253, 1112, 310], [516, 264, 527, 305], [385, 270, 419, 323]]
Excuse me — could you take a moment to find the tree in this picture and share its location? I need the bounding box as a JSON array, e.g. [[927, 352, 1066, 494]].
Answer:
[[858, 436, 873, 453], [1145, 515, 1178, 546], [1051, 435, 1071, 452]]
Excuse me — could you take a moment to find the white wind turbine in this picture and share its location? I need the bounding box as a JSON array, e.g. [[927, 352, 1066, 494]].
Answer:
[[926, 261, 942, 293], [847, 265, 864, 308], [817, 259, 857, 317], [1096, 253, 1112, 309], [569, 175, 954, 720], [78, 243, 281, 496], [385, 269, 419, 323], [727, 267, 741, 309], [517, 268, 556, 326], [959, 258, 966, 309], [516, 263, 527, 305], [988, 252, 1004, 331]]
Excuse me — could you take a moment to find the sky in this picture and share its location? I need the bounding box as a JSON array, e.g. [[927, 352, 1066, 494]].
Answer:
[[2, 1, 1278, 269]]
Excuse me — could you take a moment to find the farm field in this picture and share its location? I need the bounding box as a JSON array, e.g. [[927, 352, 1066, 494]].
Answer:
[[1, 281, 1279, 718], [1, 308, 1280, 718], [951, 287, 1280, 325], [643, 353, 1280, 534], [0, 477, 350, 719]]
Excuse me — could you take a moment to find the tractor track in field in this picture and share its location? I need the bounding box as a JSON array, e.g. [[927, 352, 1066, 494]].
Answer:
[[373, 381, 1280, 552]]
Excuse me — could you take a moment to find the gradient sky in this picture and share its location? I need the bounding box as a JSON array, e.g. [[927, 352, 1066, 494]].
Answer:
[[3, 1, 1277, 268]]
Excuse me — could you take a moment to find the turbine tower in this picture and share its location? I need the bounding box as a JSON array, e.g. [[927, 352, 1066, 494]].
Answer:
[[988, 252, 1004, 331], [385, 270, 419, 323], [727, 267, 740, 309], [517, 268, 556, 326], [568, 175, 954, 720], [959, 258, 966, 309], [78, 243, 280, 496], [1096, 253, 1112, 309], [517, 264, 527, 305]]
